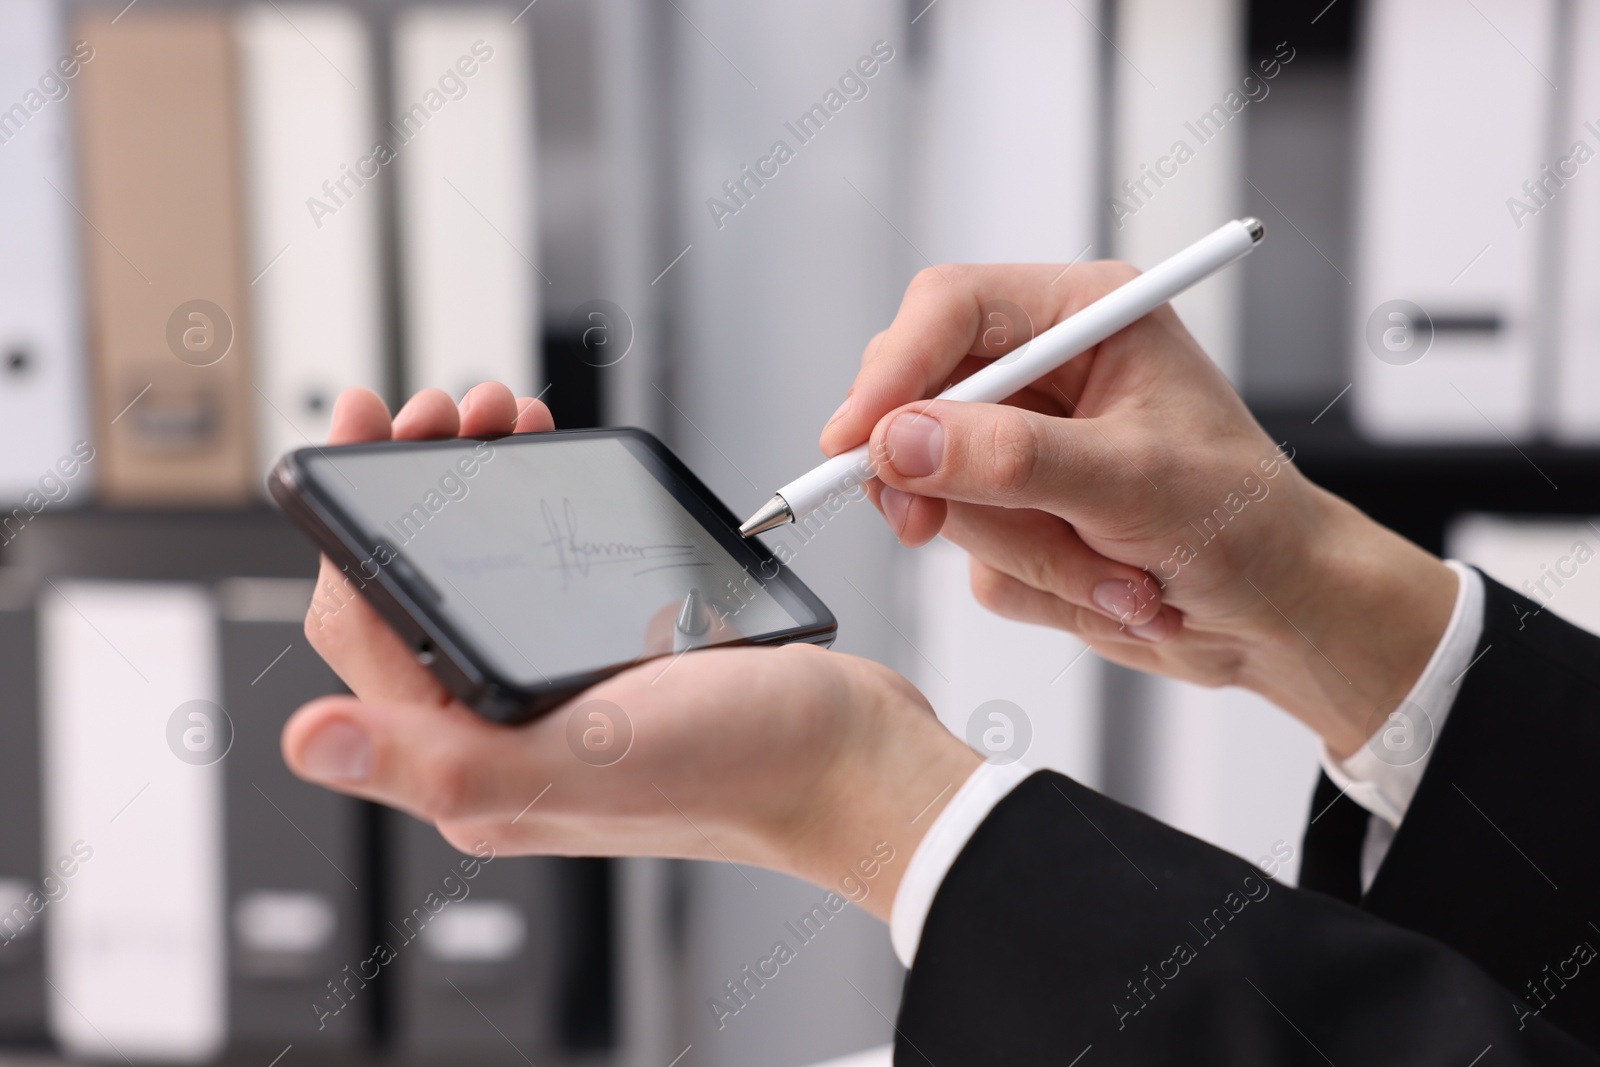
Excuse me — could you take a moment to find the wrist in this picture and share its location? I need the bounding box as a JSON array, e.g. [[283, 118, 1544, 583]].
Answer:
[[765, 668, 981, 924], [1236, 483, 1458, 759]]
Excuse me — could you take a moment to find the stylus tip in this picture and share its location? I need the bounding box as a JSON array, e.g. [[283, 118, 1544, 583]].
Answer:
[[1242, 216, 1265, 243], [739, 495, 794, 537], [677, 589, 711, 637]]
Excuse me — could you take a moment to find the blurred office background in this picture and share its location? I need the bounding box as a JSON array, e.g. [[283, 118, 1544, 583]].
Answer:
[[1, 0, 1598, 1064]]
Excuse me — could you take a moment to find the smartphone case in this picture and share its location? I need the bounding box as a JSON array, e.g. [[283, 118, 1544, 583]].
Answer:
[[267, 428, 836, 723]]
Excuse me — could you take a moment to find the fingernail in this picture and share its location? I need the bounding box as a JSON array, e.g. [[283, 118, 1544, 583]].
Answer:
[[886, 413, 943, 478], [460, 390, 476, 419], [1093, 579, 1140, 622], [879, 485, 913, 537], [301, 720, 372, 782], [1129, 617, 1169, 643], [825, 393, 853, 427]]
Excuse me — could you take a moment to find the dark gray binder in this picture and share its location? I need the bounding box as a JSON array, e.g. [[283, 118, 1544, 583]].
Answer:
[[219, 578, 371, 1055], [0, 569, 45, 1043], [387, 813, 559, 1064]]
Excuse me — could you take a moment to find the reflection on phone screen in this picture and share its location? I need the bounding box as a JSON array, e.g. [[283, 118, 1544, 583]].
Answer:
[[307, 436, 808, 685]]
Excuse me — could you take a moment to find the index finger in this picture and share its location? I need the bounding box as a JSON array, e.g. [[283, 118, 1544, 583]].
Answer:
[[327, 387, 393, 446], [817, 260, 1129, 458], [306, 386, 451, 706]]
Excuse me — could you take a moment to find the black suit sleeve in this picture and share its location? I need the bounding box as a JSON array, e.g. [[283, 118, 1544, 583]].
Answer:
[[1299, 571, 1600, 1050], [894, 768, 1596, 1065]]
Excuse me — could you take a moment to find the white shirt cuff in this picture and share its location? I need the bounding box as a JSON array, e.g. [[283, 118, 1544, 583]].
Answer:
[[889, 761, 1034, 969], [891, 564, 1488, 964], [1320, 560, 1486, 830]]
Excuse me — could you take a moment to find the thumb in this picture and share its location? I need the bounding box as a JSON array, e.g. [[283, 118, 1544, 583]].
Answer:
[[869, 400, 1123, 514], [283, 695, 552, 825]]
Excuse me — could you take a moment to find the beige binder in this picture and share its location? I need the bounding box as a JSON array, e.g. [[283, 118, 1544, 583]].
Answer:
[[73, 11, 256, 504]]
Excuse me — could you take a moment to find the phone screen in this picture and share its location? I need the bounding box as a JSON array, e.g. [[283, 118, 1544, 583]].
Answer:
[[302, 434, 817, 688]]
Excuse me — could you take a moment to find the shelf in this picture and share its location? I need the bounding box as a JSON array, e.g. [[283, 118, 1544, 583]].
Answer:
[[1254, 404, 1600, 555], [0, 506, 318, 582]]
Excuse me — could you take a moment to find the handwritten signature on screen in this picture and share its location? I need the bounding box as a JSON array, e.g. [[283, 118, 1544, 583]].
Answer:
[[538, 497, 710, 590]]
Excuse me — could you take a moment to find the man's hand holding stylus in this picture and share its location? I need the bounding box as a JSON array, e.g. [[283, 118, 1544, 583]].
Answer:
[[283, 383, 978, 912], [822, 260, 1458, 758]]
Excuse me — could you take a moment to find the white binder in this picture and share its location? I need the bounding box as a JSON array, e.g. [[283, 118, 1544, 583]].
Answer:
[[1110, 0, 1246, 381], [913, 0, 1104, 784], [1139, 678, 1321, 882], [1553, 0, 1600, 443], [40, 582, 226, 1062], [237, 4, 385, 476], [1449, 514, 1600, 636], [0, 0, 90, 503], [1353, 0, 1557, 442], [392, 8, 537, 400], [913, 538, 1103, 785], [917, 0, 1100, 264]]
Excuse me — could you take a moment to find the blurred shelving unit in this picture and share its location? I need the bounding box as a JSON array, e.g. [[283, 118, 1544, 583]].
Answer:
[[5, 0, 1600, 1065], [1239, 0, 1600, 539], [1109, 0, 1600, 882], [0, 0, 634, 1062], [1258, 407, 1600, 553]]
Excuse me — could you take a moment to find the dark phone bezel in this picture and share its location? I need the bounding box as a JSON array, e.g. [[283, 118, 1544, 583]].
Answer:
[[268, 427, 837, 724]]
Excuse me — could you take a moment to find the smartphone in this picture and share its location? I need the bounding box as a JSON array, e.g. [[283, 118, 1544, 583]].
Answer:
[[269, 428, 836, 723]]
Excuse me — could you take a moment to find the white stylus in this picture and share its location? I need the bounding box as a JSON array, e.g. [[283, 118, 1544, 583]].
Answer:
[[739, 217, 1266, 537]]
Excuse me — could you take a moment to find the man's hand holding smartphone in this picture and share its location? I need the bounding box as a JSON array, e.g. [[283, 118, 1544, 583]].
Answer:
[[283, 382, 978, 919]]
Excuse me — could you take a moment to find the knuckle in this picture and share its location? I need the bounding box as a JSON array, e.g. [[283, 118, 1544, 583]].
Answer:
[[969, 560, 1008, 610], [909, 265, 955, 292], [436, 819, 496, 857], [304, 603, 341, 657], [1061, 603, 1103, 637], [303, 608, 325, 649], [970, 559, 1029, 618], [418, 748, 476, 821], [1084, 260, 1142, 294], [303, 573, 356, 651], [1099, 259, 1141, 285], [985, 411, 1042, 501], [1061, 261, 1143, 311], [860, 329, 890, 367], [1028, 547, 1077, 604]]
